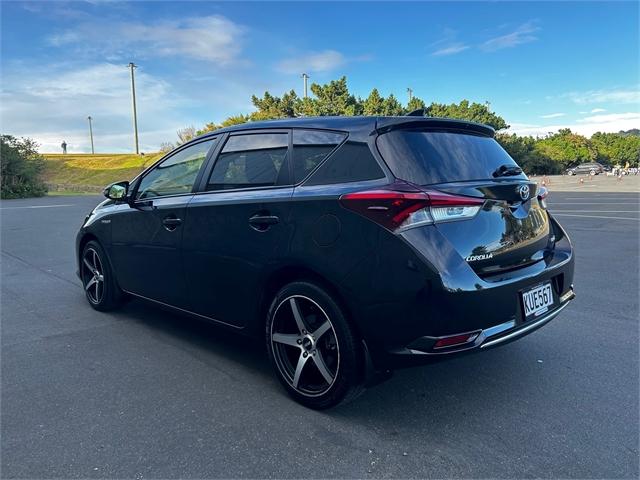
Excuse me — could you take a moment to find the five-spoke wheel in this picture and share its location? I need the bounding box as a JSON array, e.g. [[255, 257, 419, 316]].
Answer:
[[80, 240, 123, 311], [82, 247, 104, 304], [270, 295, 339, 396], [266, 281, 363, 409]]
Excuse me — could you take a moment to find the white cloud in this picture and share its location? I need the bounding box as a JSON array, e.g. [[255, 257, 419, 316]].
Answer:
[[562, 87, 640, 105], [0, 60, 300, 153], [431, 43, 469, 57], [540, 112, 565, 119], [429, 28, 469, 57], [480, 22, 539, 52], [0, 63, 187, 153], [508, 112, 640, 137], [48, 15, 247, 64], [276, 50, 368, 74], [590, 108, 607, 113], [577, 112, 640, 124]]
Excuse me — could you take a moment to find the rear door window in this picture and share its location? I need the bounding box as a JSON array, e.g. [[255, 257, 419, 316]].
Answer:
[[292, 129, 346, 183], [376, 130, 526, 185], [207, 133, 289, 190]]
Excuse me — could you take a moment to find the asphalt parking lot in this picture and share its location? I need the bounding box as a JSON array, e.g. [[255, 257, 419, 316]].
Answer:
[[1, 191, 638, 479]]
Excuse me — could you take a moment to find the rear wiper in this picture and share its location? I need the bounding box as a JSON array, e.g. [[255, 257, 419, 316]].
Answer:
[[493, 164, 523, 177]]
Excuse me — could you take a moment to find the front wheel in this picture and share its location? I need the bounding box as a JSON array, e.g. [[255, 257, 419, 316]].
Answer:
[[266, 281, 364, 409], [81, 240, 124, 311]]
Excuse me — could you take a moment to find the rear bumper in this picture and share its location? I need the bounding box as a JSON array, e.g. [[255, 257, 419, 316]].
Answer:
[[387, 288, 575, 367], [394, 288, 575, 357], [349, 214, 575, 370]]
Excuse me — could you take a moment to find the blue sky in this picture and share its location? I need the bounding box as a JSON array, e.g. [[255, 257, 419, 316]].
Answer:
[[1, 1, 638, 153]]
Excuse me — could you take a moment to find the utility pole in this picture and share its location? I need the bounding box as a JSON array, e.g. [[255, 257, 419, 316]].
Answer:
[[301, 73, 309, 98], [407, 88, 413, 103], [87, 116, 94, 154], [128, 62, 140, 155]]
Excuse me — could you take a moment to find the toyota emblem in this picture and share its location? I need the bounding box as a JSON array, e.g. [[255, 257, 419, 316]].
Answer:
[[518, 184, 530, 201]]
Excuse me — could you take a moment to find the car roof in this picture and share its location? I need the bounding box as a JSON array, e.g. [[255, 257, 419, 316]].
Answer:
[[196, 116, 496, 139]]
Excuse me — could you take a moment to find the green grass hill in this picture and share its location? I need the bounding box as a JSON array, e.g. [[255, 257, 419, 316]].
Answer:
[[42, 153, 163, 194]]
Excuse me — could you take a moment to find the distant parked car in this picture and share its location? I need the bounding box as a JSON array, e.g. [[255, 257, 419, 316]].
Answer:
[[566, 162, 604, 175]]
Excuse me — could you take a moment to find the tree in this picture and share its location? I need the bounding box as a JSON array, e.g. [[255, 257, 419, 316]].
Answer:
[[407, 96, 426, 112], [250, 91, 299, 120], [197, 114, 250, 135], [496, 133, 559, 175], [1, 135, 47, 198], [362, 88, 385, 116], [159, 142, 175, 153], [425, 100, 509, 130], [176, 126, 197, 146], [307, 76, 360, 116], [535, 129, 596, 169], [591, 131, 640, 166], [382, 94, 404, 116]]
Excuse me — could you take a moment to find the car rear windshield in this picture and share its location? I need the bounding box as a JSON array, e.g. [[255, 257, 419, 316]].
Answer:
[[376, 130, 526, 185]]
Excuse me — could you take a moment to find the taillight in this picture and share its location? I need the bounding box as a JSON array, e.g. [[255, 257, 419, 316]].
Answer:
[[339, 186, 484, 232]]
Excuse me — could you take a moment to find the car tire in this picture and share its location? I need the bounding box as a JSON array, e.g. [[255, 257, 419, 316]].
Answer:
[[590, 169, 596, 176], [80, 240, 124, 311], [266, 281, 364, 409]]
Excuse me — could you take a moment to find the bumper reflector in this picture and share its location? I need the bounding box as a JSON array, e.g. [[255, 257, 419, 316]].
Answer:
[[433, 332, 480, 349]]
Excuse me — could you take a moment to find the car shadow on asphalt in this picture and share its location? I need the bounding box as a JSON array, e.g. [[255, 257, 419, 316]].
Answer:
[[117, 297, 273, 374], [115, 295, 536, 426]]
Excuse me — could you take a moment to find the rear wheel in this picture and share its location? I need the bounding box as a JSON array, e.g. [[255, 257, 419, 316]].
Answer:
[[81, 240, 123, 311], [266, 281, 364, 409]]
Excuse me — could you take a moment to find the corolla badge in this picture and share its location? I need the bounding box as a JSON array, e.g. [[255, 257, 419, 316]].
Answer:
[[518, 184, 530, 201], [465, 253, 494, 262]]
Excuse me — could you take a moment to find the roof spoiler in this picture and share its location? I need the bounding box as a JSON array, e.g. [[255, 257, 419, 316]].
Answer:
[[405, 108, 425, 117], [376, 117, 495, 137]]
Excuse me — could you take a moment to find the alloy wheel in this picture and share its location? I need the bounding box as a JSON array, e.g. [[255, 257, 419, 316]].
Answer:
[[270, 295, 340, 397], [82, 247, 104, 304]]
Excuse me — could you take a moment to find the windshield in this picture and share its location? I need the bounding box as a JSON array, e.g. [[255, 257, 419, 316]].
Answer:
[[376, 130, 527, 185]]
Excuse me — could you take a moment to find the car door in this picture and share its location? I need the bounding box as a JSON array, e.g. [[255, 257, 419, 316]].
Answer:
[[110, 138, 217, 308], [181, 130, 293, 327]]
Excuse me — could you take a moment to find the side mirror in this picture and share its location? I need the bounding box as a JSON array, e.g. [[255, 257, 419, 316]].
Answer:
[[103, 181, 129, 201]]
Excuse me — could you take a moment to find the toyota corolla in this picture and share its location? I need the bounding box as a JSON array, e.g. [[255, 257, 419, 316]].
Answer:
[[76, 115, 575, 409]]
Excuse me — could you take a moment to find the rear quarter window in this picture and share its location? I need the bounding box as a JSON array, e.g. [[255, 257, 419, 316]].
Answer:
[[304, 141, 386, 186], [376, 130, 526, 185], [292, 129, 346, 183]]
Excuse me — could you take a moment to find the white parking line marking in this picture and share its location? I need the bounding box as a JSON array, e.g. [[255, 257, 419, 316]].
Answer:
[[565, 197, 639, 200], [0, 204, 75, 210], [547, 202, 638, 205], [552, 213, 639, 221], [551, 210, 639, 213]]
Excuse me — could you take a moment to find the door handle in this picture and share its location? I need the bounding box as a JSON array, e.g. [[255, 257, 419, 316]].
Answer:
[[249, 214, 279, 231], [162, 216, 182, 231]]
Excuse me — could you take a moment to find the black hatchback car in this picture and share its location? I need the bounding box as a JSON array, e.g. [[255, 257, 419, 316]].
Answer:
[[76, 116, 575, 409], [566, 162, 604, 175]]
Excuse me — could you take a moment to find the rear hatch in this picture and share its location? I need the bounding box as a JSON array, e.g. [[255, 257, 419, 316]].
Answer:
[[376, 126, 551, 277]]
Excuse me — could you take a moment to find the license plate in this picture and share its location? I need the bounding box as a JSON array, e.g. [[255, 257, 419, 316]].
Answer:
[[521, 282, 554, 319]]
